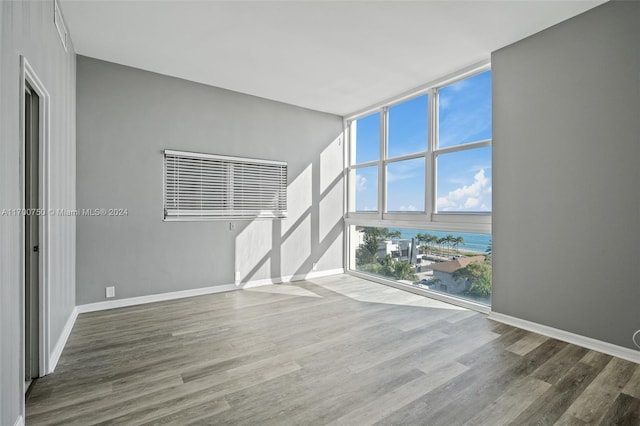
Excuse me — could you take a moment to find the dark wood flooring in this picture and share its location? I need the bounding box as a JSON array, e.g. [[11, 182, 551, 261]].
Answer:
[[26, 274, 640, 425]]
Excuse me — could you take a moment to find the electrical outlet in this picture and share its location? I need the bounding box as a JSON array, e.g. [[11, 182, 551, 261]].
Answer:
[[229, 222, 236, 231], [312, 262, 318, 271], [106, 286, 115, 298]]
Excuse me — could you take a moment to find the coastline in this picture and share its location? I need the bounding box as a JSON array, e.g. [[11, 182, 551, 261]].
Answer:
[[390, 228, 491, 254]]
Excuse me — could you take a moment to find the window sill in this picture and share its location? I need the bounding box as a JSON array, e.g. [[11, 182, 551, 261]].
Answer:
[[345, 213, 491, 234]]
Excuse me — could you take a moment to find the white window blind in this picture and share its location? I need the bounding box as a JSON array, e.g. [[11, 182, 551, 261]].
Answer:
[[164, 150, 287, 220]]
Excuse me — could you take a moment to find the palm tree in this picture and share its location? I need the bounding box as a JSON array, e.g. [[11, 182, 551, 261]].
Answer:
[[392, 260, 418, 281], [387, 229, 401, 239], [415, 233, 434, 256], [357, 227, 383, 265], [377, 254, 417, 281], [445, 234, 456, 256], [436, 237, 445, 257], [427, 235, 438, 256], [415, 233, 426, 254], [357, 227, 393, 265], [453, 236, 464, 254], [485, 242, 492, 262]]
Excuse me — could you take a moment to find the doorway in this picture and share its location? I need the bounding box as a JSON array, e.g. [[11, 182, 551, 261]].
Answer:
[[22, 56, 51, 391], [24, 82, 40, 391]]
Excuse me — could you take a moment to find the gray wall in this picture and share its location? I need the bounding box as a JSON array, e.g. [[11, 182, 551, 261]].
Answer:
[[76, 56, 344, 305], [0, 1, 76, 424], [492, 1, 640, 350]]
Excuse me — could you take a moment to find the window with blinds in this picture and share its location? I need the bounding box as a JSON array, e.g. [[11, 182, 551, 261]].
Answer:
[[164, 150, 287, 220]]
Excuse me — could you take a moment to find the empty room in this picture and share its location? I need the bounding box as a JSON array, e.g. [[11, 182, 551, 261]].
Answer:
[[1, 0, 639, 424]]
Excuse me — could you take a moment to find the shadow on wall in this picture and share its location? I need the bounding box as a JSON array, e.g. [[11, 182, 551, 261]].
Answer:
[[234, 132, 345, 284]]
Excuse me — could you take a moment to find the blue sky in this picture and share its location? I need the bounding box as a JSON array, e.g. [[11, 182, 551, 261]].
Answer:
[[354, 70, 492, 212]]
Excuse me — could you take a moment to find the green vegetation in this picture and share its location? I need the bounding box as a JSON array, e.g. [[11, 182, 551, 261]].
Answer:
[[415, 233, 465, 258], [356, 227, 400, 265], [453, 260, 492, 297], [356, 227, 491, 298], [356, 227, 416, 281], [452, 236, 464, 252], [485, 242, 492, 262], [377, 254, 418, 281]]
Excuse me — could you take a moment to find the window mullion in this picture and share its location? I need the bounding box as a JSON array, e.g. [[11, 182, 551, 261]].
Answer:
[[425, 87, 437, 217], [347, 64, 491, 220], [384, 152, 426, 164], [350, 160, 380, 169], [378, 107, 388, 219], [434, 139, 491, 156], [346, 120, 355, 214]]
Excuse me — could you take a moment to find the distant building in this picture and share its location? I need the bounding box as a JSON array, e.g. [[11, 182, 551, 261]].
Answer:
[[377, 239, 412, 262], [428, 255, 486, 294], [353, 229, 415, 263]]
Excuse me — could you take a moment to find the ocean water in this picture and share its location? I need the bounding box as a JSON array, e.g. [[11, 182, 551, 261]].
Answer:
[[389, 228, 491, 254]]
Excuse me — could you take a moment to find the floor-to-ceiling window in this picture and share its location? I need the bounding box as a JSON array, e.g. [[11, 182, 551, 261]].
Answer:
[[346, 64, 492, 309]]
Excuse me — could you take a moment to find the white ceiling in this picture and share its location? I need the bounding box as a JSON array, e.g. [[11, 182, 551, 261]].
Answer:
[[60, 0, 605, 116]]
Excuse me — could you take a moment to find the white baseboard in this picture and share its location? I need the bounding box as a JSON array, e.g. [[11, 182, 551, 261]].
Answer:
[[52, 268, 343, 374], [239, 268, 345, 287], [49, 307, 79, 372], [280, 268, 345, 284], [76, 268, 345, 314], [489, 312, 640, 364], [76, 283, 239, 313], [14, 415, 24, 426]]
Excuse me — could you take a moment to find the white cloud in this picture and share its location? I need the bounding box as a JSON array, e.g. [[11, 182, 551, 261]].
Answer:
[[355, 174, 367, 192], [448, 169, 487, 201], [439, 96, 451, 110], [399, 204, 417, 212], [438, 168, 491, 212], [448, 78, 470, 92], [464, 197, 480, 209], [437, 197, 451, 208]]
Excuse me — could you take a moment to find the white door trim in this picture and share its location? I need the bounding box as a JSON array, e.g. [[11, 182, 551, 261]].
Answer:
[[20, 56, 52, 394]]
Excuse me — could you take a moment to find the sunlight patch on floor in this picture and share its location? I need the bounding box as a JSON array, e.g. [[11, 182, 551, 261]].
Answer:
[[310, 275, 467, 311], [246, 284, 323, 298]]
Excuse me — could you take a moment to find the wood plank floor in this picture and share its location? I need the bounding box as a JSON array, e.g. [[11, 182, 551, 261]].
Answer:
[[26, 274, 640, 425]]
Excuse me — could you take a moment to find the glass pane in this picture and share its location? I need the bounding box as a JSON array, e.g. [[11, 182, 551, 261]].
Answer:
[[351, 226, 492, 306], [386, 158, 425, 212], [354, 112, 380, 164], [388, 94, 428, 158], [353, 166, 378, 212], [438, 70, 492, 148], [436, 146, 491, 212]]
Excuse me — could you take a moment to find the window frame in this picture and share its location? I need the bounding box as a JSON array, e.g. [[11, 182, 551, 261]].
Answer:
[[345, 61, 492, 234]]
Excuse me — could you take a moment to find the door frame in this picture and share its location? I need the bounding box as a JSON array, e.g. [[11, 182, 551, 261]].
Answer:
[[19, 56, 52, 392]]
